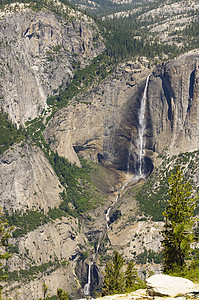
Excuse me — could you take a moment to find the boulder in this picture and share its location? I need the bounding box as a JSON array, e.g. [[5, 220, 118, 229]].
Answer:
[[146, 274, 196, 297]]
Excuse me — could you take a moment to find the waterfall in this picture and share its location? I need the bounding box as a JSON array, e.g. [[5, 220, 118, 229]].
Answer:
[[105, 207, 111, 228], [83, 78, 152, 292], [127, 75, 150, 175], [84, 262, 91, 296], [137, 75, 150, 176], [84, 174, 140, 295]]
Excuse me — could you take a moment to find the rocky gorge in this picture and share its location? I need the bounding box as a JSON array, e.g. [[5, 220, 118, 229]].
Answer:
[[0, 1, 198, 299]]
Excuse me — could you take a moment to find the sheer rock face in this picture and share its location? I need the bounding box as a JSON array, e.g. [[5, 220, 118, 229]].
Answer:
[[45, 51, 199, 173], [0, 4, 104, 125], [6, 266, 78, 300], [0, 143, 62, 213], [108, 220, 163, 258], [146, 52, 199, 158], [44, 67, 149, 170]]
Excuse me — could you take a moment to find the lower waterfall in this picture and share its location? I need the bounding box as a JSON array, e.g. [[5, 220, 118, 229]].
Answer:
[[83, 175, 141, 297], [84, 261, 92, 296]]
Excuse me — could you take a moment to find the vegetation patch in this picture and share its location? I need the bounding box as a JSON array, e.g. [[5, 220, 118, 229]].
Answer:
[[135, 151, 199, 221], [0, 111, 25, 155], [169, 20, 199, 51], [47, 52, 115, 110], [5, 210, 50, 238], [0, 259, 65, 283], [136, 249, 163, 264], [48, 153, 104, 216]]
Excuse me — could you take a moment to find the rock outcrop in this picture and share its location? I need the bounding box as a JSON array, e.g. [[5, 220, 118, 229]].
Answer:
[[147, 274, 198, 297], [4, 216, 86, 299], [146, 51, 199, 158], [0, 2, 104, 125], [0, 142, 62, 213]]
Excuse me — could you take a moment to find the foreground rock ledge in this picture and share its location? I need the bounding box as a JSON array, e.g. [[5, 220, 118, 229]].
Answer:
[[80, 275, 199, 300], [146, 274, 198, 297], [80, 287, 199, 300]]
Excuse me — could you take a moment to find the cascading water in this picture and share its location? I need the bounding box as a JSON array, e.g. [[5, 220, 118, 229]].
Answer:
[[84, 261, 92, 296], [83, 174, 142, 296], [127, 75, 150, 176], [137, 75, 150, 176], [83, 76, 150, 296], [83, 179, 130, 296]]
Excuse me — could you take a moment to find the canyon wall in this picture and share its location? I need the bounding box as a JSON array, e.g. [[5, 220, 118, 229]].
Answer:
[[0, 142, 62, 213], [0, 3, 104, 125], [0, 3, 198, 298], [45, 51, 199, 173], [146, 52, 199, 159]]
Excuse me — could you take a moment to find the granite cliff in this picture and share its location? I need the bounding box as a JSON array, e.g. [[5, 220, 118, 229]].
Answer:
[[0, 142, 63, 213], [146, 52, 199, 158], [0, 1, 198, 299], [0, 2, 104, 126], [45, 51, 199, 173]]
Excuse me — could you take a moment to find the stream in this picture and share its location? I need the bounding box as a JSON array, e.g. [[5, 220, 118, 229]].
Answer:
[[83, 75, 150, 297]]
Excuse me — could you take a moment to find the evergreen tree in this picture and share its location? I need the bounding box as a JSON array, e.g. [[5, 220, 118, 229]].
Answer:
[[0, 207, 12, 299], [57, 288, 69, 300], [125, 261, 145, 292], [161, 167, 197, 272], [102, 251, 125, 295], [42, 282, 48, 299], [125, 261, 138, 291]]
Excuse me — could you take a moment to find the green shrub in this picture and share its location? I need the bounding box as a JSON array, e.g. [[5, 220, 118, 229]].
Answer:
[[0, 111, 25, 155]]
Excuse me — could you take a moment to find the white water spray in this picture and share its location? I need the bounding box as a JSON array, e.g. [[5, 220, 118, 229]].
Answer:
[[84, 261, 92, 296], [137, 75, 150, 176], [105, 207, 111, 228]]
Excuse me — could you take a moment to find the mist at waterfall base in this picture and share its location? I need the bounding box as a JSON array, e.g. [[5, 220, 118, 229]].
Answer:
[[127, 155, 153, 176], [83, 261, 101, 298]]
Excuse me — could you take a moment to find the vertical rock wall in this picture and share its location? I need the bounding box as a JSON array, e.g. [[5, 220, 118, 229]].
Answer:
[[146, 53, 199, 158], [0, 5, 104, 125], [44, 52, 199, 174]]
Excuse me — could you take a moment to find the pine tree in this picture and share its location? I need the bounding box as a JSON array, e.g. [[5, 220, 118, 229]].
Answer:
[[0, 207, 12, 299], [42, 282, 48, 299], [161, 166, 197, 272], [125, 261, 145, 292], [125, 261, 138, 291], [102, 251, 125, 295], [57, 288, 69, 300]]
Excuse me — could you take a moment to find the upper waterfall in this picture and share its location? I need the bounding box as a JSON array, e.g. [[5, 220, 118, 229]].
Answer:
[[127, 75, 150, 175], [137, 75, 150, 176]]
